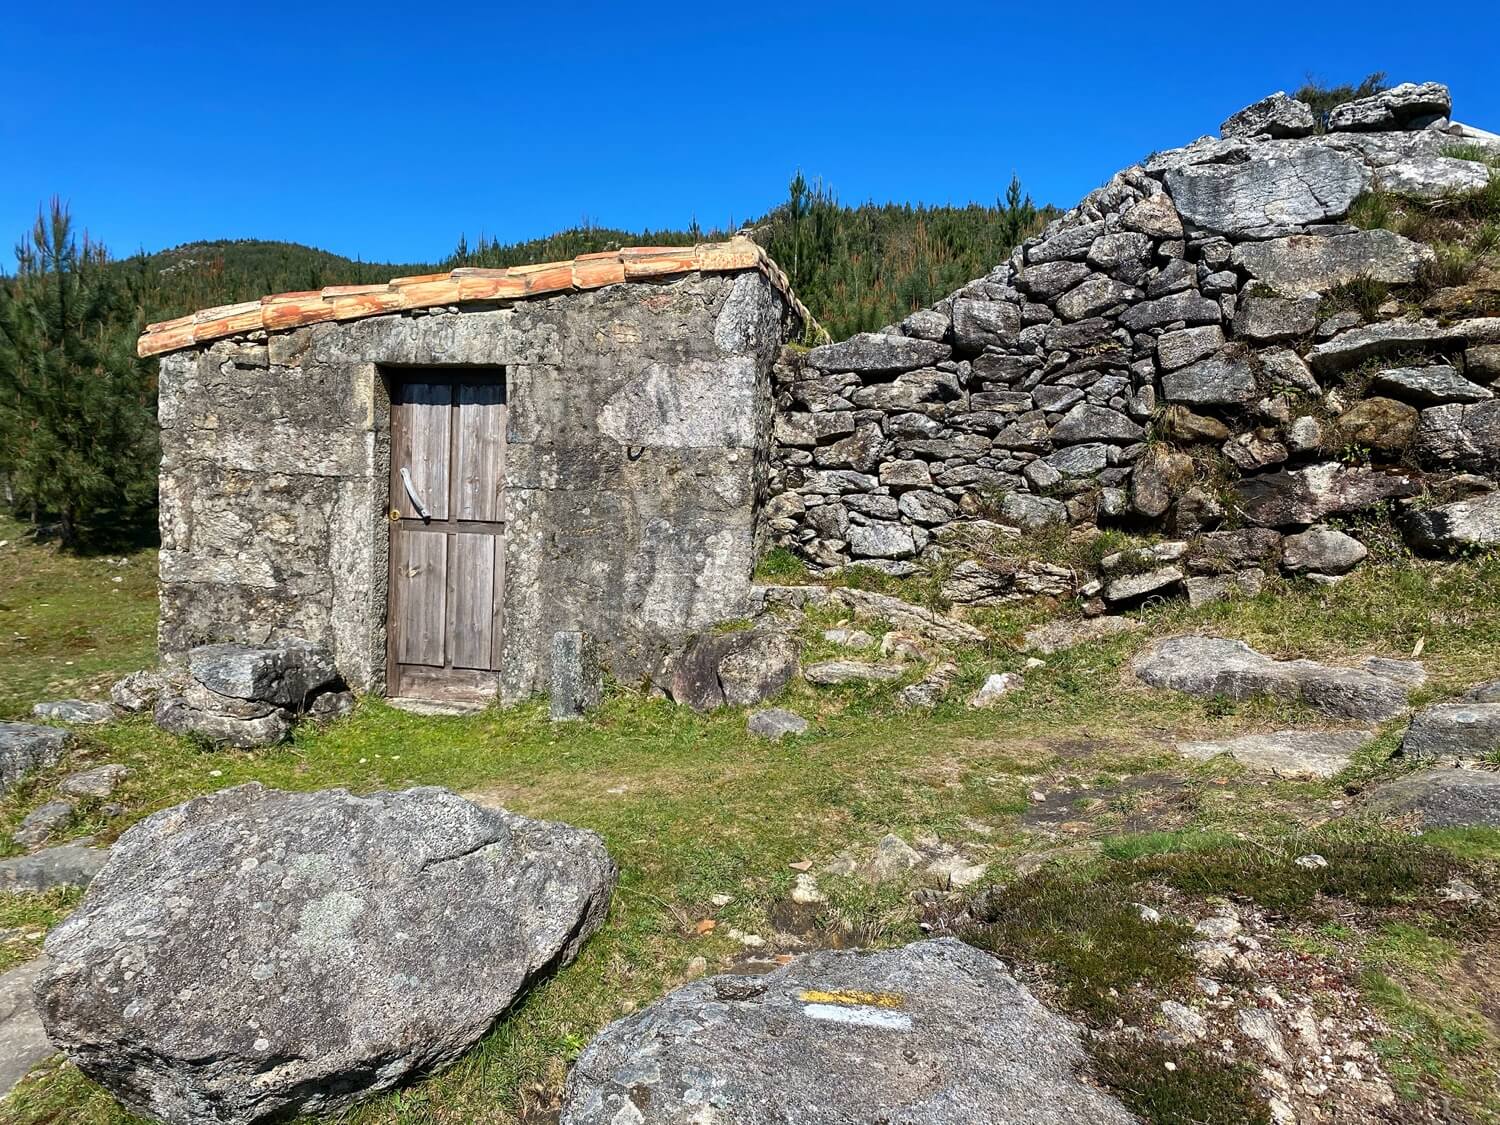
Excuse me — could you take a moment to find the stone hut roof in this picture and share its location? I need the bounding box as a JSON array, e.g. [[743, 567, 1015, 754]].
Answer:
[[137, 236, 817, 357]]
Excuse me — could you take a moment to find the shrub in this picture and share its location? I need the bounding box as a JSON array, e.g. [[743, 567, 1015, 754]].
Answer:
[[1293, 72, 1388, 131]]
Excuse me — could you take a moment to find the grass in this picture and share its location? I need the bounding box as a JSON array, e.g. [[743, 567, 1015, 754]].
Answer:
[[1320, 274, 1393, 320], [964, 868, 1196, 1023], [3, 531, 1500, 1121], [1091, 1038, 1271, 1125], [0, 516, 158, 720]]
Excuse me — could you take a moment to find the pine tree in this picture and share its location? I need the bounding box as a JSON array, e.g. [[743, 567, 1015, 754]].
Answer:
[[0, 199, 158, 548]]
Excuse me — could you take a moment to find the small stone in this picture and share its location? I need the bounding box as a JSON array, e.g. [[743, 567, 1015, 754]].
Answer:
[[1237, 1008, 1294, 1068], [1294, 854, 1328, 869], [110, 670, 165, 713], [865, 834, 923, 882], [822, 628, 875, 650], [1160, 999, 1209, 1041], [1194, 915, 1242, 942], [308, 690, 355, 720], [1137, 904, 1162, 924], [803, 661, 906, 686], [12, 800, 74, 848], [1161, 355, 1258, 407], [969, 673, 1022, 708], [999, 492, 1068, 531], [1220, 91, 1316, 140], [790, 872, 826, 905], [0, 842, 107, 894], [1281, 527, 1369, 576], [746, 708, 810, 740], [1336, 397, 1419, 455], [31, 700, 114, 725], [897, 663, 959, 708], [1371, 365, 1493, 406], [58, 764, 129, 799]]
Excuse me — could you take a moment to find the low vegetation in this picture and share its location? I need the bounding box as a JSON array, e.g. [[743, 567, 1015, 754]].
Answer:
[[1293, 72, 1390, 132]]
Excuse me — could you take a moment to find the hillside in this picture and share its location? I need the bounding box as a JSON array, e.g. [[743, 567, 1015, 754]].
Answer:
[[121, 179, 1059, 341], [117, 239, 430, 327]]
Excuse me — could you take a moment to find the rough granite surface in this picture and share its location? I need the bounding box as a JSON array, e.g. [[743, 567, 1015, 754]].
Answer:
[[560, 939, 1136, 1125], [36, 783, 618, 1125]]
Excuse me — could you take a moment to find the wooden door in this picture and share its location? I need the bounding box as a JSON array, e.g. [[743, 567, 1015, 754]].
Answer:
[[387, 373, 506, 702]]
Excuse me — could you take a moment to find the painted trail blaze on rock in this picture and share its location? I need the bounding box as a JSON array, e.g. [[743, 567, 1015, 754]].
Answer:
[[560, 939, 1135, 1125], [34, 784, 618, 1125]]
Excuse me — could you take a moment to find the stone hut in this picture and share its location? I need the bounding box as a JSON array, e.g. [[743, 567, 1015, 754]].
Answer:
[[140, 240, 810, 705]]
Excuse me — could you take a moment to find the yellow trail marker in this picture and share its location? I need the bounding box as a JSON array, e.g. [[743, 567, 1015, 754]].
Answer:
[[797, 989, 905, 1009]]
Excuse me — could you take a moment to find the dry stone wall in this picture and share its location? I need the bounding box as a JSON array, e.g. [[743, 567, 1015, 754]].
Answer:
[[764, 83, 1500, 602]]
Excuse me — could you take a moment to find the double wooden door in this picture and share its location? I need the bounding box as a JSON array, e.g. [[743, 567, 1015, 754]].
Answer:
[[387, 372, 506, 702]]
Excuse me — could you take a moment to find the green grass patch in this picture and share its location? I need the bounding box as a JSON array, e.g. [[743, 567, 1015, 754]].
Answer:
[[964, 869, 1195, 1023], [1090, 1037, 1272, 1125], [752, 546, 808, 582], [0, 888, 83, 973], [0, 517, 158, 720], [1132, 828, 1458, 913], [1099, 828, 1240, 861], [1362, 968, 1499, 1108]]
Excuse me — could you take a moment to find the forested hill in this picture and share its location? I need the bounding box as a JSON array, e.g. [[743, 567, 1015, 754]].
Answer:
[[117, 240, 429, 327], [121, 176, 1059, 339]]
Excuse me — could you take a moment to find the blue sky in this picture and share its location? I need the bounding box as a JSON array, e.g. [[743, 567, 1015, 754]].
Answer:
[[6, 1, 1498, 265]]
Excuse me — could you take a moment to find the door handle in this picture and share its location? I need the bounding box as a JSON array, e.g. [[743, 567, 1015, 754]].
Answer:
[[400, 466, 431, 520]]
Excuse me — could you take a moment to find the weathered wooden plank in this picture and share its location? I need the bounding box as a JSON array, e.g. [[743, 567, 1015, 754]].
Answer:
[[454, 381, 505, 521], [394, 382, 451, 521], [447, 534, 496, 670], [395, 531, 447, 666]]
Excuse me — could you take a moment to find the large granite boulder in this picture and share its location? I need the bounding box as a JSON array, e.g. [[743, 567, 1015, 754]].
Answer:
[[1365, 768, 1500, 828], [1163, 144, 1370, 239], [654, 627, 800, 711], [1230, 229, 1431, 297], [1328, 81, 1452, 132], [1133, 636, 1419, 720], [188, 640, 339, 710], [1400, 681, 1500, 758], [0, 722, 71, 795], [559, 939, 1135, 1125], [1220, 92, 1316, 140], [1235, 462, 1422, 527], [805, 332, 950, 373], [36, 784, 617, 1125], [1402, 489, 1500, 552]]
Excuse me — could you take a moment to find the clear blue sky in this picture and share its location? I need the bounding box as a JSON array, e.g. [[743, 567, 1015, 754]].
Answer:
[[6, 1, 1498, 265]]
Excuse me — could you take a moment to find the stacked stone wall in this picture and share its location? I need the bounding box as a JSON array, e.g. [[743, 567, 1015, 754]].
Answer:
[[763, 83, 1500, 603]]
